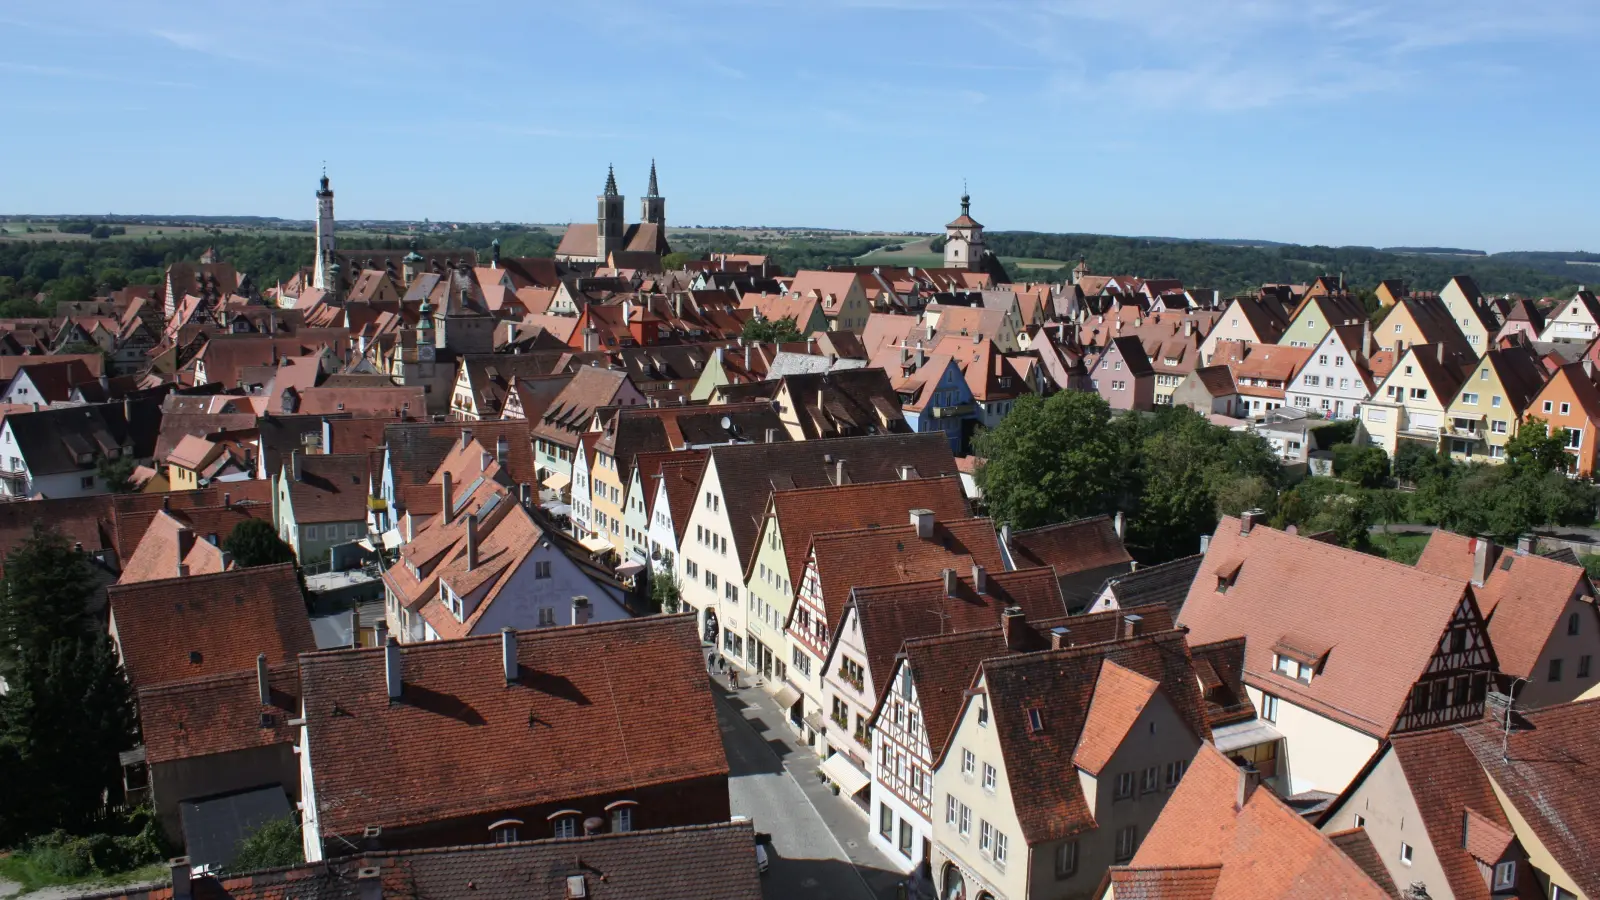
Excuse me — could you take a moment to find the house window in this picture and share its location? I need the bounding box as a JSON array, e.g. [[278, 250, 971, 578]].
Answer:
[[1492, 420, 1508, 434], [1399, 842, 1413, 865], [979, 820, 992, 855], [993, 830, 1008, 865], [1566, 429, 1583, 449], [538, 607, 556, 627], [982, 763, 997, 792], [1274, 653, 1313, 683], [1580, 655, 1592, 678], [490, 823, 519, 843], [611, 805, 632, 832], [1027, 708, 1044, 733], [553, 816, 579, 839], [1164, 759, 1188, 787], [1570, 613, 1581, 636], [978, 700, 988, 727], [1115, 771, 1135, 799], [1353, 814, 1366, 828], [962, 748, 975, 778], [1544, 401, 1554, 413], [1461, 392, 1479, 404], [1261, 693, 1279, 723], [1054, 840, 1079, 879], [1561, 402, 1572, 415], [1493, 861, 1516, 890], [958, 803, 970, 837], [879, 803, 893, 838], [1549, 658, 1563, 682], [899, 819, 914, 857], [1115, 825, 1138, 862], [946, 794, 958, 826], [535, 560, 552, 579], [1410, 388, 1428, 400]]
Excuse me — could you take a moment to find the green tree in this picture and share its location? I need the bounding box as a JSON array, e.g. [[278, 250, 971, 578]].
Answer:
[[226, 815, 302, 873], [742, 315, 805, 344], [95, 456, 138, 494], [1504, 416, 1570, 476], [650, 571, 682, 614], [974, 391, 1121, 530], [0, 528, 135, 844], [661, 252, 693, 271], [1332, 444, 1389, 488], [222, 519, 297, 568]]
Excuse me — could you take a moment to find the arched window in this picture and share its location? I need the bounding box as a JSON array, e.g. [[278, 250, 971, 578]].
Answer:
[[606, 800, 637, 833], [941, 862, 966, 900], [487, 818, 523, 843], [547, 809, 582, 838]]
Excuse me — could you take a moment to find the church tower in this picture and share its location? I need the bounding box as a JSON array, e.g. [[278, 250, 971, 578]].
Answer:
[[640, 160, 666, 228], [313, 171, 336, 290], [943, 187, 985, 271], [596, 165, 625, 263]]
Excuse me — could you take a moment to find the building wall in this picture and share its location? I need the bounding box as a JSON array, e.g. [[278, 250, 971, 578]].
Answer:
[[1517, 592, 1600, 709], [677, 458, 744, 660], [1445, 358, 1515, 463], [1529, 371, 1600, 477], [1245, 684, 1380, 795], [1280, 306, 1334, 349], [1199, 303, 1265, 364], [741, 513, 791, 686], [870, 660, 933, 872], [570, 445, 595, 539], [462, 546, 627, 635], [295, 519, 365, 569], [151, 744, 299, 844], [589, 448, 629, 552], [1366, 353, 1453, 457], [646, 477, 682, 584], [931, 677, 1028, 900], [1319, 747, 1453, 900], [786, 555, 830, 746], [1487, 776, 1586, 900], [1539, 294, 1598, 344], [822, 607, 880, 767], [621, 468, 652, 567], [1439, 281, 1492, 350], [1285, 331, 1370, 419]]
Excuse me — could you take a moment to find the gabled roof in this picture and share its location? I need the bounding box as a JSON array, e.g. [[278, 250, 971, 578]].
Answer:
[[1099, 554, 1206, 614], [706, 432, 958, 565], [1219, 295, 1292, 344], [383, 420, 536, 517], [759, 474, 970, 589], [1105, 335, 1154, 377], [137, 662, 299, 765], [1112, 743, 1393, 900], [1179, 517, 1480, 737], [530, 366, 634, 450], [1072, 659, 1160, 775], [1008, 515, 1133, 577], [1415, 532, 1589, 680], [808, 518, 1005, 633], [117, 506, 268, 584], [8, 358, 96, 403], [284, 453, 370, 524], [108, 563, 314, 689], [4, 402, 139, 477], [972, 630, 1211, 844], [299, 615, 724, 839], [774, 368, 909, 440], [893, 602, 1175, 759]]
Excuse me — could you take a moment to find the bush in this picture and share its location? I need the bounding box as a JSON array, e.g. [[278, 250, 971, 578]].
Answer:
[[1332, 444, 1389, 488], [227, 815, 302, 873], [1311, 420, 1357, 448]]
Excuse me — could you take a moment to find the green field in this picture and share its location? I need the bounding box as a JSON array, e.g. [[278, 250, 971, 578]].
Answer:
[[0, 221, 313, 242]]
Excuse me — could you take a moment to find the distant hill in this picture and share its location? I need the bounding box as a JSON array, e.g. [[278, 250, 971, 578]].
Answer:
[[1381, 246, 1487, 257], [981, 231, 1578, 298]]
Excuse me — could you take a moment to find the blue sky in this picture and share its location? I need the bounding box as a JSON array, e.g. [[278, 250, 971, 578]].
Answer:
[[2, 0, 1597, 252]]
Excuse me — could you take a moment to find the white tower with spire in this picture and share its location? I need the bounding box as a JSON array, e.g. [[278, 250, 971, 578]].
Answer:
[[313, 170, 336, 290], [943, 184, 985, 271]]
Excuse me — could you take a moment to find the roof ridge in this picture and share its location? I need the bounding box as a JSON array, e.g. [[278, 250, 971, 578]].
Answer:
[[982, 629, 1187, 671], [108, 561, 297, 594], [135, 660, 299, 695], [297, 612, 697, 660], [1011, 513, 1112, 536], [775, 473, 961, 498]]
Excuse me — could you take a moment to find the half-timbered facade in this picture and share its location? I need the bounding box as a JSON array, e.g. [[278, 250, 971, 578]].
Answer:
[[1178, 514, 1501, 796]]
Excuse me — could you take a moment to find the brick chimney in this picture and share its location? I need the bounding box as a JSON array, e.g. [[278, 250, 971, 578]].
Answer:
[[1002, 607, 1026, 651], [910, 508, 934, 539], [971, 564, 988, 595], [466, 513, 479, 571], [385, 636, 402, 701], [501, 627, 518, 683], [169, 858, 193, 900], [1236, 763, 1261, 809], [256, 653, 270, 706], [1240, 509, 1261, 535], [496, 435, 510, 466], [1050, 626, 1071, 650], [1471, 537, 1491, 587], [440, 471, 454, 525], [1122, 613, 1144, 640], [291, 449, 303, 482]]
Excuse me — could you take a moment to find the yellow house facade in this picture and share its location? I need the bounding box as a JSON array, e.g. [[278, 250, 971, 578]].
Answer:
[[1361, 344, 1463, 456]]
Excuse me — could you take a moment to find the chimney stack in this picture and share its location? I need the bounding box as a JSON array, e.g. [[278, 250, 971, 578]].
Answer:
[[461, 428, 473, 450], [910, 508, 935, 539], [1240, 509, 1261, 535], [1516, 534, 1534, 556], [291, 449, 303, 482], [496, 435, 510, 466], [1050, 626, 1071, 650], [1471, 537, 1491, 587], [1001, 607, 1026, 651], [356, 867, 383, 900], [223, 491, 231, 508], [1122, 613, 1143, 640], [942, 567, 957, 599], [1436, 342, 1445, 364], [572, 596, 592, 626], [834, 457, 845, 486], [169, 858, 193, 900], [1236, 763, 1261, 809], [255, 653, 271, 706], [972, 565, 988, 595], [1113, 510, 1125, 539], [466, 514, 479, 571], [385, 636, 402, 701], [374, 618, 388, 647], [501, 627, 518, 683], [441, 471, 454, 525], [1200, 534, 1211, 554]]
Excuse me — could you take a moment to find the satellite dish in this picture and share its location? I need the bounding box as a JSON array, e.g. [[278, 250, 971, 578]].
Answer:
[[720, 416, 733, 430]]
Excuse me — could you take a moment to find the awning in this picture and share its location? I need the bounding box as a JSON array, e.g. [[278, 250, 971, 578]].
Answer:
[[541, 501, 572, 517], [542, 472, 570, 491], [820, 752, 871, 797], [579, 536, 613, 554], [771, 684, 802, 710], [1212, 718, 1284, 754], [381, 529, 402, 551], [804, 711, 827, 735], [615, 561, 646, 577]]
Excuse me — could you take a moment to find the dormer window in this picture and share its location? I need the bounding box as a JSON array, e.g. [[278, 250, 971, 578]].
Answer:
[[1273, 653, 1314, 684]]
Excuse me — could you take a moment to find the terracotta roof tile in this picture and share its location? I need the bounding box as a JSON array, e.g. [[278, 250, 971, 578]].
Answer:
[[300, 615, 725, 840], [285, 453, 370, 524], [137, 662, 300, 765], [1073, 659, 1160, 775], [117, 507, 269, 584], [1008, 515, 1133, 577], [108, 564, 314, 689], [383, 420, 536, 517], [1415, 531, 1589, 680], [809, 518, 1004, 633], [1179, 517, 1482, 737], [1324, 828, 1402, 899]]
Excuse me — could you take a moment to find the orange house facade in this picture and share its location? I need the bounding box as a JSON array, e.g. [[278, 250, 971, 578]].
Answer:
[[1528, 362, 1600, 476]]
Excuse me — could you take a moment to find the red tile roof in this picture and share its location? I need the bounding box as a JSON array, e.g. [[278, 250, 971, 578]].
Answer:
[[108, 564, 315, 689], [117, 507, 269, 584], [1007, 515, 1133, 576], [285, 453, 371, 524], [1415, 531, 1590, 680], [300, 615, 725, 839], [807, 517, 1004, 634], [1072, 659, 1160, 775], [137, 662, 299, 765], [1179, 517, 1481, 737], [1116, 743, 1393, 900], [108, 483, 272, 560]]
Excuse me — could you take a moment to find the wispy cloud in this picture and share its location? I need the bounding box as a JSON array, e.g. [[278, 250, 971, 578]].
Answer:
[[0, 60, 193, 89]]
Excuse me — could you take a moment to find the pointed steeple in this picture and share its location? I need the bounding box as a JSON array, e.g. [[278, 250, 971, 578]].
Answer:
[[647, 159, 660, 197], [604, 165, 619, 197], [961, 178, 970, 216]]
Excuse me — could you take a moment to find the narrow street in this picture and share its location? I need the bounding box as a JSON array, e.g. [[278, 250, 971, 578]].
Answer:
[[714, 679, 906, 900]]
